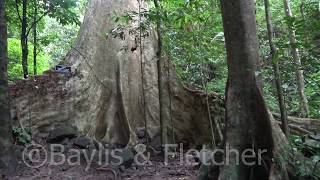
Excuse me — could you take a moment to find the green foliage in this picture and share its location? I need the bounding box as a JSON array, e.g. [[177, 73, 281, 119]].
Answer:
[[274, 135, 320, 180], [288, 135, 320, 179], [258, 0, 320, 118], [291, 136, 319, 157], [39, 17, 79, 65], [12, 127, 32, 146], [149, 0, 228, 92], [8, 38, 50, 82], [112, 0, 319, 119], [43, 0, 80, 26], [112, 0, 227, 93], [5, 0, 85, 79], [6, 0, 80, 29]]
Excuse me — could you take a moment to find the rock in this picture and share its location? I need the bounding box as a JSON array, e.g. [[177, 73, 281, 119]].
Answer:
[[197, 164, 219, 180], [120, 149, 134, 168], [169, 170, 176, 175], [61, 167, 68, 172], [197, 165, 210, 180], [150, 134, 161, 151], [110, 149, 134, 169], [176, 169, 186, 176], [63, 175, 76, 180], [309, 134, 320, 141], [13, 145, 25, 160], [73, 136, 91, 149], [138, 137, 151, 145], [196, 149, 222, 180], [47, 124, 78, 143], [0, 150, 18, 175], [48, 143, 65, 152], [148, 146, 162, 158], [62, 138, 70, 145], [137, 128, 146, 139], [80, 145, 99, 164], [302, 139, 320, 157], [304, 139, 320, 149], [199, 150, 214, 165]]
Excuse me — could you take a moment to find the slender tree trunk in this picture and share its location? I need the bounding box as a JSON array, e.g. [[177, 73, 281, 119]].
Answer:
[[300, 1, 306, 21], [21, 0, 28, 79], [208, 0, 223, 145], [137, 0, 149, 146], [33, 0, 37, 75], [0, 0, 17, 175], [153, 0, 169, 146], [219, 0, 274, 179], [264, 0, 289, 137], [283, 0, 309, 117]]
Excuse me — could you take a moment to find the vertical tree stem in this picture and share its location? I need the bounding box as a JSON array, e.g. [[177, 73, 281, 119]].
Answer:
[[264, 0, 289, 137]]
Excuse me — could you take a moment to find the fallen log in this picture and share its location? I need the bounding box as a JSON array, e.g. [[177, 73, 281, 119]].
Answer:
[[270, 112, 320, 179], [272, 112, 320, 134], [275, 121, 313, 135]]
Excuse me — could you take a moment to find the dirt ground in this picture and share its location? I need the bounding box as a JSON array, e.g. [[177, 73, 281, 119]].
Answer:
[[6, 140, 199, 180], [8, 155, 198, 180]]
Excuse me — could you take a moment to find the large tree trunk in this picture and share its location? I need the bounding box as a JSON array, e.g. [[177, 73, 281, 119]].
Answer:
[[0, 0, 17, 175], [219, 0, 275, 179], [283, 0, 309, 117], [10, 0, 225, 148], [264, 0, 289, 137]]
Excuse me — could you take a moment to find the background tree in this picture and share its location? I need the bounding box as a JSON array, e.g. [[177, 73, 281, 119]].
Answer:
[[219, 0, 274, 179], [32, 0, 37, 75], [10, 0, 79, 78], [153, 0, 170, 146], [152, 0, 319, 119], [0, 0, 17, 175], [283, 0, 309, 117], [264, 0, 289, 136], [7, 38, 50, 82]]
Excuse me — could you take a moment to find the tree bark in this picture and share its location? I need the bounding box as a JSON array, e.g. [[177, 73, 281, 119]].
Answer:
[[10, 0, 221, 149], [264, 0, 289, 137], [0, 0, 17, 175], [21, 0, 29, 79], [219, 0, 274, 179], [33, 0, 37, 75], [153, 0, 170, 146], [283, 0, 309, 117]]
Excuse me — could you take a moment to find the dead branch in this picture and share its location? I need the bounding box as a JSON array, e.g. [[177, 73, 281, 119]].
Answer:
[[275, 121, 313, 135], [272, 112, 320, 133]]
